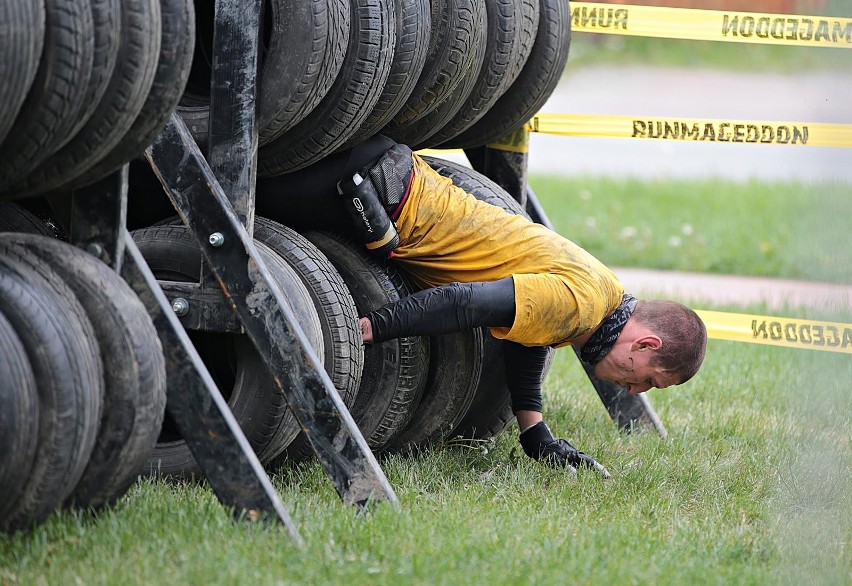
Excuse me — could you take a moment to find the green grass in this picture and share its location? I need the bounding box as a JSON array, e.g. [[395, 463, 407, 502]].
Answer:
[[1, 334, 849, 585], [530, 175, 852, 284], [2, 177, 851, 584]]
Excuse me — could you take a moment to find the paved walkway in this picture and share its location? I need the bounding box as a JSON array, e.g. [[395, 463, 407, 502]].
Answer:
[[612, 267, 852, 312]]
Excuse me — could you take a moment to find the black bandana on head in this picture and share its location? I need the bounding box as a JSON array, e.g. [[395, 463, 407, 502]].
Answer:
[[579, 294, 637, 365]]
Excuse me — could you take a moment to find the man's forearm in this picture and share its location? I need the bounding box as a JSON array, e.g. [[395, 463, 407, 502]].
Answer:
[[365, 278, 515, 343]]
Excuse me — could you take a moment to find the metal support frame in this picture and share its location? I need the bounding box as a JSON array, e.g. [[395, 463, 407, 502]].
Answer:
[[145, 115, 398, 507], [63, 0, 397, 539], [465, 134, 668, 439], [69, 165, 302, 539]]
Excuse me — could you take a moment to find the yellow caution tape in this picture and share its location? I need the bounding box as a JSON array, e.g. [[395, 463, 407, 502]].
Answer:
[[526, 113, 852, 148], [571, 2, 852, 48], [696, 310, 852, 354]]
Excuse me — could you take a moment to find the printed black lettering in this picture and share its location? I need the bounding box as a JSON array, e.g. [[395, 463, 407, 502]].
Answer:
[[752, 319, 767, 339], [746, 125, 760, 142], [842, 328, 852, 348], [615, 9, 628, 30], [771, 18, 786, 39], [777, 126, 791, 144], [815, 20, 830, 42], [663, 122, 678, 139], [792, 126, 808, 144], [825, 326, 840, 347], [648, 121, 662, 139], [722, 15, 738, 37], [761, 125, 774, 143], [702, 123, 716, 141], [784, 323, 798, 342], [756, 17, 770, 38], [718, 123, 731, 142], [682, 123, 700, 139], [632, 120, 647, 138], [833, 22, 852, 43], [769, 322, 782, 340], [786, 19, 798, 40], [798, 324, 812, 343], [801, 19, 814, 41], [742, 16, 755, 37], [733, 124, 745, 142], [812, 325, 825, 345]]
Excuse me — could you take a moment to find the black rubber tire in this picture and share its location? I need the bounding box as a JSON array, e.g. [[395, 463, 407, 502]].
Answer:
[[0, 310, 39, 526], [341, 0, 431, 148], [0, 248, 103, 532], [257, 0, 395, 176], [253, 219, 365, 462], [64, 0, 122, 144], [420, 155, 555, 439], [7, 0, 162, 198], [443, 0, 571, 149], [382, 0, 482, 131], [0, 0, 45, 145], [0, 0, 95, 192], [179, 0, 349, 148], [1, 233, 167, 509], [0, 203, 55, 236], [63, 0, 196, 192], [425, 0, 540, 147], [301, 230, 429, 451], [386, 329, 483, 452], [131, 224, 324, 475], [385, 0, 486, 147]]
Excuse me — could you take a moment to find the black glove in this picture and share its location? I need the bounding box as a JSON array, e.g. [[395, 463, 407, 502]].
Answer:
[[519, 421, 612, 479]]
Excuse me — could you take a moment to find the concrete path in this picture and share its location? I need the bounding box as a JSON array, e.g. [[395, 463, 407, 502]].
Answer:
[[612, 267, 852, 311]]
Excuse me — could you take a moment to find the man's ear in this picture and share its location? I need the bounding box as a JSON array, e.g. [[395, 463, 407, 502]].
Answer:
[[631, 334, 662, 352]]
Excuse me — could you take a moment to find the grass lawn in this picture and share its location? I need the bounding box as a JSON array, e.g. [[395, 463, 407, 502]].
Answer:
[[1, 175, 850, 585], [530, 175, 852, 287], [0, 332, 848, 585]]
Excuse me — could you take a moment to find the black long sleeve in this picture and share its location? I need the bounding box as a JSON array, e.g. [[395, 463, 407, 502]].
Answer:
[[367, 277, 516, 341], [366, 277, 547, 413], [502, 341, 548, 413]]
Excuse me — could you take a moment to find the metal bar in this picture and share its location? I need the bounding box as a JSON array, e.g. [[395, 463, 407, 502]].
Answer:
[[67, 167, 301, 535], [68, 165, 130, 271], [463, 146, 529, 207], [207, 0, 261, 235], [121, 235, 303, 540], [146, 113, 399, 508]]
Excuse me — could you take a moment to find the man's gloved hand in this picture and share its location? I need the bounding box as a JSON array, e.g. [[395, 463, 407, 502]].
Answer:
[[519, 421, 612, 479]]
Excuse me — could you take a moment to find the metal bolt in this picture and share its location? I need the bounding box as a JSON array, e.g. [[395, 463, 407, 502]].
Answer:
[[86, 243, 103, 258], [171, 297, 190, 317], [208, 232, 225, 247]]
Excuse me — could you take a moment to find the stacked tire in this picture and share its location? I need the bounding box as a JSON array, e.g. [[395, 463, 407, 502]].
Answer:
[[0, 0, 194, 199], [0, 209, 167, 532], [0, 0, 570, 529], [177, 0, 570, 175]]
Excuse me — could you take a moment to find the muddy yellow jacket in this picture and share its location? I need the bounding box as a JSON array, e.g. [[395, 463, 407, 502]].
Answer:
[[390, 155, 624, 348]]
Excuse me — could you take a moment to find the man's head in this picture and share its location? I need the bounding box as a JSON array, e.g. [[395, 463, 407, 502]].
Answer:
[[592, 299, 707, 394]]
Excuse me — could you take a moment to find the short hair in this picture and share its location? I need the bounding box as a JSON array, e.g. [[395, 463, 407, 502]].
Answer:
[[631, 299, 707, 384]]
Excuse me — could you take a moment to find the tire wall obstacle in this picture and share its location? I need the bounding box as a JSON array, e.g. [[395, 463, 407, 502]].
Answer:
[[9, 0, 845, 535]]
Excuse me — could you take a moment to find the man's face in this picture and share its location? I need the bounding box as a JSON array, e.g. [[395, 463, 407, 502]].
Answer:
[[592, 339, 681, 395]]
